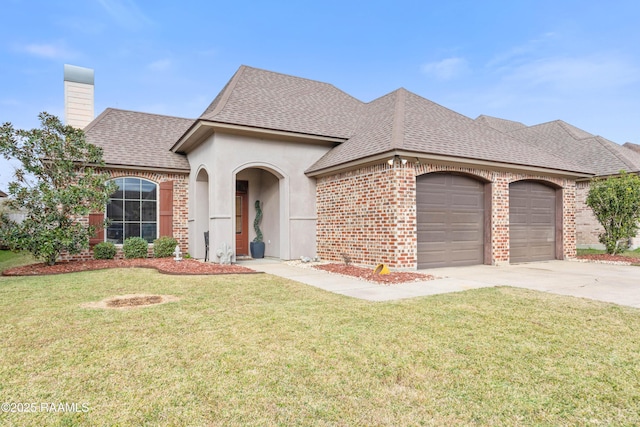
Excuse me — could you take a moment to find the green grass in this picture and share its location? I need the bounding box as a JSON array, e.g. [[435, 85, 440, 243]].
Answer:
[[1, 267, 640, 425], [0, 250, 36, 273]]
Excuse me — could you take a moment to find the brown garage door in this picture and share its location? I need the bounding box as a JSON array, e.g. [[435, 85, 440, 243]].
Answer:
[[417, 173, 485, 269], [509, 181, 556, 263]]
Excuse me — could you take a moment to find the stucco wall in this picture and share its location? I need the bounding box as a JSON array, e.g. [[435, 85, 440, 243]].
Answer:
[[187, 131, 333, 262]]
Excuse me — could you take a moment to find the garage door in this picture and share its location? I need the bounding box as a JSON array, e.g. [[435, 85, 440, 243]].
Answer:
[[417, 173, 485, 269], [509, 181, 556, 263]]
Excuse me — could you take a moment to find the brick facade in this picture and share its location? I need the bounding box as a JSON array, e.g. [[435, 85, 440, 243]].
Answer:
[[575, 181, 603, 247], [316, 161, 577, 269], [60, 169, 189, 261]]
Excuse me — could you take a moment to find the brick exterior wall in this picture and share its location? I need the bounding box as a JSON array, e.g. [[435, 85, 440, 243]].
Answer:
[[316, 161, 577, 269], [60, 169, 189, 261], [575, 181, 603, 247], [316, 164, 416, 268]]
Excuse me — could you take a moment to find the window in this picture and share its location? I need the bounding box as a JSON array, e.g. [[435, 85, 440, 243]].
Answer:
[[106, 177, 157, 244]]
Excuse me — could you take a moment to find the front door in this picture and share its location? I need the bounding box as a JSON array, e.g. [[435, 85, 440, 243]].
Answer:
[[235, 181, 249, 256]]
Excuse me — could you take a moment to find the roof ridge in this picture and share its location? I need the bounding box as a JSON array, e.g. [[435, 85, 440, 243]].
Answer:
[[593, 136, 640, 172], [240, 65, 363, 103], [82, 108, 112, 133], [95, 107, 193, 121], [200, 65, 247, 120], [553, 120, 593, 140], [390, 89, 407, 149]]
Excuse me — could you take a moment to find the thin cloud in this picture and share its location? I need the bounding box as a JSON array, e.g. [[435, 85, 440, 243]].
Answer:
[[97, 0, 153, 30], [16, 42, 78, 60], [0, 98, 21, 107], [486, 32, 558, 70], [148, 59, 172, 71], [421, 57, 469, 81], [501, 54, 639, 91]]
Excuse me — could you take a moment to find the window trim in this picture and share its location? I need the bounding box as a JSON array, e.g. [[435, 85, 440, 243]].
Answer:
[[105, 177, 159, 244]]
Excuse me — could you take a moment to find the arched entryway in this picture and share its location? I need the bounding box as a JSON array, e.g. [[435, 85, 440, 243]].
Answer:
[[234, 166, 283, 258], [193, 168, 209, 259], [509, 180, 559, 263], [417, 172, 488, 268]]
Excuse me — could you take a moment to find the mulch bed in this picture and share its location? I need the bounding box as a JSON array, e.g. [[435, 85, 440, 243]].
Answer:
[[314, 263, 435, 285], [577, 254, 640, 265], [2, 258, 257, 276]]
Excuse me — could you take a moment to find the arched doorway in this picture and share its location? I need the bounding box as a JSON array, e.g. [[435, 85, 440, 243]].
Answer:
[[235, 166, 282, 258]]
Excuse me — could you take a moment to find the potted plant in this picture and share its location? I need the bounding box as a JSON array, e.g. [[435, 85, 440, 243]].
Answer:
[[250, 200, 265, 258]]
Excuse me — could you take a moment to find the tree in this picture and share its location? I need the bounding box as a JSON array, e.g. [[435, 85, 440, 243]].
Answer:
[[0, 112, 116, 265], [586, 171, 640, 255]]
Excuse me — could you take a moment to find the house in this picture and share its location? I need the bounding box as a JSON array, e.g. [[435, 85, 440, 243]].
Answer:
[[69, 64, 638, 269], [476, 116, 640, 249], [0, 190, 7, 198]]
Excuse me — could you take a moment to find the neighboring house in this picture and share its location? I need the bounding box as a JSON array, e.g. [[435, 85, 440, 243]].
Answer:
[[0, 190, 27, 224], [476, 115, 640, 249], [624, 142, 640, 154], [66, 65, 603, 269]]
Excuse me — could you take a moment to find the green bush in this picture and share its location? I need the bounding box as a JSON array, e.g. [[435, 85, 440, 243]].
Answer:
[[122, 237, 149, 259], [586, 171, 640, 254], [153, 236, 178, 258], [93, 242, 117, 260]]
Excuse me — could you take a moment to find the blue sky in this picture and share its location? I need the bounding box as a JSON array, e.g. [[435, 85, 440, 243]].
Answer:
[[2, 0, 640, 190]]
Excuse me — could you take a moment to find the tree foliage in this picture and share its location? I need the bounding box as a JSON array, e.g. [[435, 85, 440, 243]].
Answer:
[[0, 112, 116, 265], [586, 171, 640, 254]]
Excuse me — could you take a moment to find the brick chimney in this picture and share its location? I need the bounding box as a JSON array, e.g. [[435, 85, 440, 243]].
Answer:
[[63, 64, 94, 129]]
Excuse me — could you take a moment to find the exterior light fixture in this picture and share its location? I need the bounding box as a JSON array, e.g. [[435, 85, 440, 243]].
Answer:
[[388, 155, 401, 166]]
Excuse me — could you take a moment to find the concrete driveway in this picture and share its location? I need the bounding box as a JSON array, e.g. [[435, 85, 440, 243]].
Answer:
[[425, 260, 640, 308], [244, 259, 640, 307]]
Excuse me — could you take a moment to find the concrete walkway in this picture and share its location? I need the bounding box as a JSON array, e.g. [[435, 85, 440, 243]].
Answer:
[[239, 259, 640, 307]]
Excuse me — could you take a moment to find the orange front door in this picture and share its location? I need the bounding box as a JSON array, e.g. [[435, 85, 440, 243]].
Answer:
[[235, 182, 249, 256]]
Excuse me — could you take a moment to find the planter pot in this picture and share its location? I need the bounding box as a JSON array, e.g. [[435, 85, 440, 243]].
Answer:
[[250, 241, 265, 259]]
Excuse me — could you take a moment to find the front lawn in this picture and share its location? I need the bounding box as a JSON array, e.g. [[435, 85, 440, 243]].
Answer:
[[0, 250, 35, 273], [1, 266, 640, 425]]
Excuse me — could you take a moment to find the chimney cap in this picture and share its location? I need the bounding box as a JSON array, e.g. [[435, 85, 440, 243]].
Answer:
[[64, 64, 94, 85]]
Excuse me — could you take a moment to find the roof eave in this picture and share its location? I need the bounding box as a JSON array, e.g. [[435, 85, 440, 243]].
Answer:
[[100, 163, 190, 174], [306, 150, 594, 179], [172, 120, 347, 154]]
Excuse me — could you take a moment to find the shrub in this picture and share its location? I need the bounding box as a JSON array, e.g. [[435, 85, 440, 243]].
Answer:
[[586, 171, 640, 254], [153, 236, 178, 258], [93, 242, 116, 260], [122, 237, 149, 259], [0, 113, 116, 265]]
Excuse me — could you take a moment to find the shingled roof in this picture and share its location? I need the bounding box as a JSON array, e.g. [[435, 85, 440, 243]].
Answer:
[[624, 142, 640, 154], [90, 66, 605, 177], [306, 89, 589, 174], [198, 65, 362, 138], [478, 116, 640, 176], [475, 115, 527, 133], [85, 108, 192, 172]]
